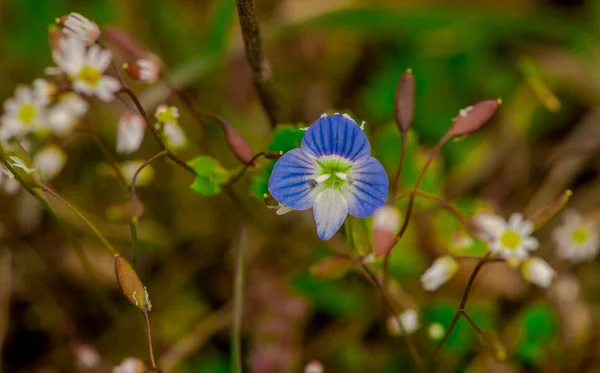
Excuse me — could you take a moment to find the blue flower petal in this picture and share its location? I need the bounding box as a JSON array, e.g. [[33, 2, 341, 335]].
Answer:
[[343, 157, 389, 218], [313, 188, 348, 240], [268, 148, 318, 210], [301, 114, 370, 162]]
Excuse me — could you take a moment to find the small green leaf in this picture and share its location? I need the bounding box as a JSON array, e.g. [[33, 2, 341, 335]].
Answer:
[[188, 156, 230, 196], [514, 303, 557, 365]]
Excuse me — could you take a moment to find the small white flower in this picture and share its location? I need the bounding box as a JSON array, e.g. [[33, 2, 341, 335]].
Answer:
[[521, 257, 556, 288], [0, 165, 20, 195], [427, 323, 445, 340], [420, 256, 459, 291], [74, 343, 100, 370], [304, 360, 324, 373], [155, 105, 186, 149], [34, 145, 67, 181], [48, 93, 88, 136], [136, 59, 160, 83], [387, 309, 420, 336], [112, 357, 145, 373], [1, 85, 47, 140], [155, 104, 179, 125], [474, 212, 539, 266], [373, 205, 401, 233], [60, 13, 100, 45], [121, 160, 155, 187], [53, 36, 120, 101], [116, 112, 145, 154], [32, 79, 56, 105], [552, 210, 599, 263]]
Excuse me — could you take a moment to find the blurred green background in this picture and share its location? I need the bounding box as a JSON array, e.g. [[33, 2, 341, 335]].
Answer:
[[3, 0, 600, 372]]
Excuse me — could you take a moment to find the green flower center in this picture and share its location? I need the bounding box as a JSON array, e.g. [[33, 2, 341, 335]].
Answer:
[[18, 103, 37, 125], [79, 65, 101, 86], [499, 230, 521, 250], [157, 108, 177, 124], [571, 227, 589, 245], [315, 156, 353, 189]]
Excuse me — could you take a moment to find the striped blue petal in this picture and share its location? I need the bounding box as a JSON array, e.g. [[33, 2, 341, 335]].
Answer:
[[343, 157, 389, 218], [301, 114, 370, 163], [268, 148, 318, 210], [313, 188, 348, 240]]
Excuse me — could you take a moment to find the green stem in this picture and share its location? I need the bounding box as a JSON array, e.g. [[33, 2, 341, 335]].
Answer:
[[42, 186, 118, 256], [231, 225, 247, 373], [130, 221, 140, 270]]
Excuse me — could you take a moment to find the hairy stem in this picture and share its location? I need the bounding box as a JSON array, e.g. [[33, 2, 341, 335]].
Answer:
[[234, 0, 279, 127]]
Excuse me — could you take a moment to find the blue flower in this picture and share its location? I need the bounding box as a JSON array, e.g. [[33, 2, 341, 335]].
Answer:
[[268, 114, 389, 240]]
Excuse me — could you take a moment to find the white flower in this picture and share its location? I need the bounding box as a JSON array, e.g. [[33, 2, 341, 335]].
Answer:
[[427, 323, 445, 340], [387, 309, 420, 336], [304, 361, 324, 373], [0, 165, 20, 195], [34, 145, 67, 181], [116, 112, 145, 154], [420, 256, 459, 291], [74, 344, 100, 370], [121, 160, 155, 187], [155, 105, 186, 149], [60, 13, 100, 45], [1, 85, 47, 140], [521, 257, 556, 288], [32, 79, 56, 105], [48, 93, 88, 136], [473, 212, 539, 266], [552, 210, 599, 263], [112, 357, 145, 373], [53, 36, 120, 101]]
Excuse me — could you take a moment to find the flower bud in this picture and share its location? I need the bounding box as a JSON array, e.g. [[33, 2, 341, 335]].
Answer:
[[264, 151, 283, 160], [123, 59, 160, 84], [304, 360, 324, 373], [394, 68, 415, 132], [479, 331, 507, 362], [449, 99, 501, 138], [420, 256, 459, 292], [372, 205, 401, 256], [528, 190, 572, 231], [387, 309, 420, 336], [57, 12, 100, 45], [116, 112, 145, 155], [521, 257, 556, 288], [114, 254, 151, 310], [220, 122, 256, 166], [113, 357, 146, 373]]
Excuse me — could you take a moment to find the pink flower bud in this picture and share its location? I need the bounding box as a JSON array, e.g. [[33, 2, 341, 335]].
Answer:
[[449, 99, 501, 138], [395, 68, 415, 132], [372, 205, 401, 256], [123, 59, 160, 84]]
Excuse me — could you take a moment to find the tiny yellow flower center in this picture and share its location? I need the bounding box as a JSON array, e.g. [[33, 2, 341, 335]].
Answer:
[[156, 108, 176, 124], [18, 103, 37, 125], [499, 230, 521, 250], [571, 227, 589, 245], [78, 65, 101, 86]]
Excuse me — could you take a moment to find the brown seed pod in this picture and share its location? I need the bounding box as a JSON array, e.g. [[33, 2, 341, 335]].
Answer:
[[527, 189, 572, 231], [449, 99, 501, 138], [394, 69, 415, 133], [114, 254, 150, 310]]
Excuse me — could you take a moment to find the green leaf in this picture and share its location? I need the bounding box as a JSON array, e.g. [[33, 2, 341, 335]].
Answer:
[[514, 303, 557, 365], [251, 125, 306, 199], [188, 156, 230, 196]]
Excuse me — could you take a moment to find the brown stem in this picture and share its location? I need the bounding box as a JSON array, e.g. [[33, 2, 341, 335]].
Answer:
[[119, 87, 196, 176], [358, 261, 424, 369], [226, 152, 265, 186], [391, 131, 408, 199], [131, 151, 167, 199], [142, 309, 158, 371], [460, 310, 483, 335], [429, 252, 491, 362], [234, 0, 279, 127], [90, 132, 128, 190]]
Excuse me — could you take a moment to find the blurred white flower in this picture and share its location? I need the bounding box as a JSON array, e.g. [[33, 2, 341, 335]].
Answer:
[[304, 360, 324, 373], [387, 309, 420, 336], [116, 112, 145, 154], [73, 343, 100, 370], [60, 12, 100, 45], [427, 323, 445, 340], [34, 145, 67, 181], [32, 79, 56, 105], [121, 160, 155, 187], [0, 165, 20, 195], [155, 105, 186, 150], [53, 36, 120, 101], [372, 204, 401, 256], [420, 256, 459, 292], [521, 257, 556, 288], [125, 59, 160, 84], [552, 210, 599, 263], [473, 212, 538, 266], [1, 85, 47, 141], [112, 357, 145, 373], [48, 93, 88, 136]]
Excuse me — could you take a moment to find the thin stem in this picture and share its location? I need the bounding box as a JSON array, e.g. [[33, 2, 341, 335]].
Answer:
[[131, 151, 167, 199], [226, 152, 265, 186], [391, 131, 408, 199], [412, 190, 470, 228], [429, 252, 491, 361], [460, 310, 483, 335], [383, 133, 452, 286], [90, 132, 128, 191], [119, 87, 196, 176], [142, 309, 158, 371], [130, 222, 139, 270], [234, 0, 279, 127], [42, 186, 118, 256], [232, 225, 247, 373]]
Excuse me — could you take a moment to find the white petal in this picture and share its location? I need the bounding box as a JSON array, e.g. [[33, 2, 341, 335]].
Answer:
[[313, 188, 348, 240]]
